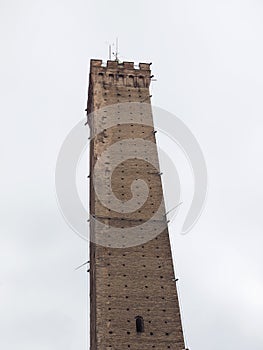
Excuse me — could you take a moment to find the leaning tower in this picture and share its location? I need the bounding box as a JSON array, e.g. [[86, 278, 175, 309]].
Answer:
[[86, 59, 185, 350]]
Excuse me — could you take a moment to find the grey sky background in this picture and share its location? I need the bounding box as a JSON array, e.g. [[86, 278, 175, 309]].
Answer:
[[1, 0, 263, 349]]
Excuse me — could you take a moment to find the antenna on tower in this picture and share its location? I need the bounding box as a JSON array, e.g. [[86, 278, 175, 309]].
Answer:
[[109, 44, 112, 60], [112, 37, 120, 62], [116, 37, 119, 61]]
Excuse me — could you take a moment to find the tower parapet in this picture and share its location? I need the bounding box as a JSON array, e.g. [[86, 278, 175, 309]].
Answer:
[[89, 59, 151, 88]]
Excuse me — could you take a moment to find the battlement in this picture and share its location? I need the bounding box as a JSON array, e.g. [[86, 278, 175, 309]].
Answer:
[[89, 59, 152, 88], [90, 59, 151, 71]]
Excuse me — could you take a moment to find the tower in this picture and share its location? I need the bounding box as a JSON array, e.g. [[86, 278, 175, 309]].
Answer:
[[87, 59, 185, 350]]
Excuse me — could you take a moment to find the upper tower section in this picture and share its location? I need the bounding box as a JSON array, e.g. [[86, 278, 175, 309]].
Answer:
[[89, 59, 152, 88]]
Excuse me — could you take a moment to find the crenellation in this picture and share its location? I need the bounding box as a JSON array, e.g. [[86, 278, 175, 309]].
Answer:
[[107, 60, 118, 69], [89, 59, 152, 89], [91, 59, 151, 73], [123, 61, 135, 69], [90, 59, 103, 67], [139, 63, 151, 70]]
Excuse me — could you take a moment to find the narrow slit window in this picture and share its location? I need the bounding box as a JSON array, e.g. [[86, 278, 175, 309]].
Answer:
[[135, 316, 144, 333]]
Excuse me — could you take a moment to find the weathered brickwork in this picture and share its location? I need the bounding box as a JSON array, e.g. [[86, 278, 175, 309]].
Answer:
[[87, 59, 185, 350]]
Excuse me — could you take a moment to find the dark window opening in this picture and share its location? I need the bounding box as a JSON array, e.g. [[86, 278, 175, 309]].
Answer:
[[118, 74, 124, 84], [135, 316, 144, 333]]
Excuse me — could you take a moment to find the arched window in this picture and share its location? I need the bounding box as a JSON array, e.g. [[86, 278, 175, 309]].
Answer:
[[127, 75, 134, 86], [98, 72, 104, 82], [135, 316, 144, 333], [109, 73, 114, 83], [118, 74, 124, 84], [138, 75, 145, 87]]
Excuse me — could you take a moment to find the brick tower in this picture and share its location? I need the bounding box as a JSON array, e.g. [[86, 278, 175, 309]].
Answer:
[[87, 59, 185, 350]]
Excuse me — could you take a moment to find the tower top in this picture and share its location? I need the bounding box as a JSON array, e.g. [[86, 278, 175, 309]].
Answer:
[[90, 59, 152, 71], [89, 59, 152, 88]]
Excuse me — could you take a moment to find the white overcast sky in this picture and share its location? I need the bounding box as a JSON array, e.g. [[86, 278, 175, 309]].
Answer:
[[1, 1, 263, 349]]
